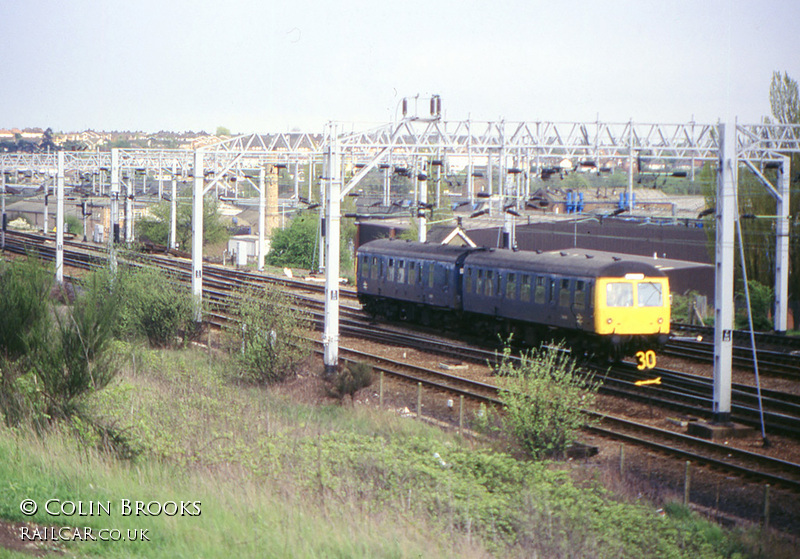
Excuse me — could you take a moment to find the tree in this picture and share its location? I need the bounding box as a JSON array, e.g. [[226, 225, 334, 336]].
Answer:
[[266, 212, 319, 269], [770, 71, 800, 125], [109, 266, 195, 347], [769, 71, 800, 329], [700, 72, 800, 330], [137, 198, 229, 249], [216, 126, 231, 137], [39, 127, 57, 152], [266, 212, 356, 274]]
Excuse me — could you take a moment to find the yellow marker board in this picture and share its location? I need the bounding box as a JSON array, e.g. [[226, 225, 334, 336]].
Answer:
[[634, 377, 661, 386]]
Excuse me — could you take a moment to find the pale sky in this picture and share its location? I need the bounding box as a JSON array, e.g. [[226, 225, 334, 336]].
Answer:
[[1, 0, 798, 133]]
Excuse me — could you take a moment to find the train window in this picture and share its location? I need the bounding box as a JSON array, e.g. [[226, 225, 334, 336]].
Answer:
[[606, 282, 633, 307], [409, 261, 417, 285], [534, 277, 545, 304], [637, 282, 663, 307], [397, 260, 405, 284], [476, 269, 484, 294], [360, 255, 369, 278], [371, 256, 378, 280], [428, 264, 435, 288], [559, 279, 571, 307], [465, 268, 472, 293], [521, 276, 531, 302], [574, 280, 586, 309], [388, 258, 395, 282], [506, 273, 516, 299], [548, 278, 556, 303], [485, 271, 494, 296]]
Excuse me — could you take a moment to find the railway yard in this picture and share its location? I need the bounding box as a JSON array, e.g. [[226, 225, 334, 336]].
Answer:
[[2, 229, 800, 542]]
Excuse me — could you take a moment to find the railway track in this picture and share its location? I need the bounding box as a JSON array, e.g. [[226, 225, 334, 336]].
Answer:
[[5, 230, 800, 492], [316, 313, 800, 442], [673, 322, 800, 353], [304, 333, 800, 493], [664, 338, 800, 379]]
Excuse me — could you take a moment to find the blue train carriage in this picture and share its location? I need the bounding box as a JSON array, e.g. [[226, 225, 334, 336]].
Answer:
[[461, 249, 670, 369], [356, 239, 481, 325]]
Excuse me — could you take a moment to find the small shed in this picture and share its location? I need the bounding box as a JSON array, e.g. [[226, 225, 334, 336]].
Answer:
[[227, 234, 270, 266]]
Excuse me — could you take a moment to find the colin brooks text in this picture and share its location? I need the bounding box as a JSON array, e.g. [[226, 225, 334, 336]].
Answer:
[[20, 499, 202, 517]]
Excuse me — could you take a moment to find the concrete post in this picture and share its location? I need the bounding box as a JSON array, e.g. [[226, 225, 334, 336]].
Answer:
[[323, 133, 341, 371], [258, 166, 266, 271], [1, 167, 6, 250], [713, 121, 736, 422], [169, 161, 177, 249], [110, 149, 120, 243], [192, 149, 204, 322], [774, 156, 790, 332], [418, 164, 427, 243], [55, 151, 64, 284], [125, 169, 134, 243]]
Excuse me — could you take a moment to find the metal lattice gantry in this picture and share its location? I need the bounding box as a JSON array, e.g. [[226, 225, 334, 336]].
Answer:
[[320, 115, 800, 426], [3, 117, 800, 425]]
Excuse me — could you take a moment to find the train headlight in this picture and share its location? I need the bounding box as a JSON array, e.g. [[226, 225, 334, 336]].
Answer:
[[606, 318, 613, 324], [658, 318, 663, 324]]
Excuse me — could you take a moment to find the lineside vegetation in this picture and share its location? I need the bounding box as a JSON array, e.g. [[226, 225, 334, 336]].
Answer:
[[493, 342, 600, 459]]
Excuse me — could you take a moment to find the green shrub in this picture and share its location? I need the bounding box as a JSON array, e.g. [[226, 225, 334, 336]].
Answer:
[[226, 286, 310, 384], [0, 257, 51, 359], [736, 279, 774, 331], [28, 275, 120, 422], [0, 257, 53, 427], [112, 266, 195, 347], [494, 343, 600, 459], [0, 261, 120, 429], [65, 214, 83, 237], [671, 290, 704, 323]]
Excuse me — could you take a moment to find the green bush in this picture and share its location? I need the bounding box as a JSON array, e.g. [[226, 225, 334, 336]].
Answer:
[[0, 257, 51, 360], [671, 290, 704, 323], [494, 343, 600, 459], [65, 214, 83, 237], [0, 260, 120, 429], [0, 258, 53, 427], [226, 286, 310, 384], [112, 266, 195, 347], [736, 280, 774, 331]]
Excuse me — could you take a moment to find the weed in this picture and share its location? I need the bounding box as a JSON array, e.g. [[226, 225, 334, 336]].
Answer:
[[494, 342, 600, 459], [224, 285, 310, 384], [329, 361, 374, 401]]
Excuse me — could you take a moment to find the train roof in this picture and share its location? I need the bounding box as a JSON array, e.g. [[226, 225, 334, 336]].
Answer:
[[357, 239, 479, 263], [464, 247, 667, 278]]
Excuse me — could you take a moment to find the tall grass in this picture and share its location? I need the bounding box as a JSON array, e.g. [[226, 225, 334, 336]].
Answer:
[[61, 346, 763, 557], [0, 425, 445, 558]]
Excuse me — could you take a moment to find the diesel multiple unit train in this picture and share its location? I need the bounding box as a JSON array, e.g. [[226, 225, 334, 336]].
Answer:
[[356, 239, 671, 369]]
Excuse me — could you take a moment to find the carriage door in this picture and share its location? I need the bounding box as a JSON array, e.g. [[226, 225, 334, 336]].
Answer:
[[547, 276, 557, 321]]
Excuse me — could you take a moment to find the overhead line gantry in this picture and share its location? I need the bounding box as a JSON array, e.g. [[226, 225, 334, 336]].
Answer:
[[2, 114, 799, 426]]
